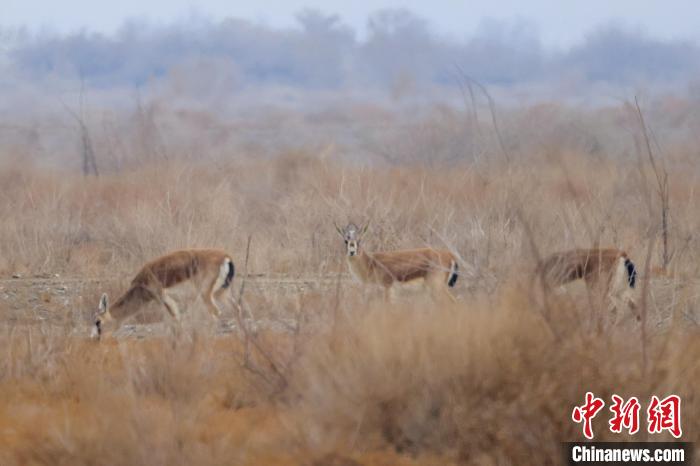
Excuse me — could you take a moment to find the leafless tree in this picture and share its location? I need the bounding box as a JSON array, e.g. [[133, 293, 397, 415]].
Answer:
[[60, 81, 99, 176]]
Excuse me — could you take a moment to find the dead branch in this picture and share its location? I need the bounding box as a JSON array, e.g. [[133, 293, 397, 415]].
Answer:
[[454, 66, 511, 164], [638, 235, 655, 376], [632, 97, 671, 269], [515, 207, 560, 341], [59, 80, 99, 177], [230, 235, 289, 396], [453, 65, 481, 138]]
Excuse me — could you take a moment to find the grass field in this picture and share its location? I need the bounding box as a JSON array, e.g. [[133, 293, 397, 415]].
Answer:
[[1, 102, 699, 464]]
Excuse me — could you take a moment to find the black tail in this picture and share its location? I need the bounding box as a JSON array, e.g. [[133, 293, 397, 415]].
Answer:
[[624, 258, 637, 288], [448, 262, 459, 288], [222, 260, 235, 289]]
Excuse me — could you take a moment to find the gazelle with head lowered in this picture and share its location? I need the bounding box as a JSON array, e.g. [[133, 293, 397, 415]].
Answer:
[[335, 222, 459, 303], [91, 249, 235, 339], [534, 248, 638, 323]]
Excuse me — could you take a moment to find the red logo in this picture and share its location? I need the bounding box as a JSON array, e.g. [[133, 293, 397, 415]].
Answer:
[[647, 395, 682, 438], [572, 393, 682, 439], [608, 394, 641, 435], [572, 392, 606, 439]]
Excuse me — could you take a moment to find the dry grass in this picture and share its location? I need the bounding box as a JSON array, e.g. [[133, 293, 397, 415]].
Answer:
[[1, 102, 700, 464], [2, 149, 699, 281], [0, 291, 697, 465]]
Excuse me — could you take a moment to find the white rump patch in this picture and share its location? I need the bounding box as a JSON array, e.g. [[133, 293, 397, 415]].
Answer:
[[213, 258, 231, 291], [608, 257, 636, 317]]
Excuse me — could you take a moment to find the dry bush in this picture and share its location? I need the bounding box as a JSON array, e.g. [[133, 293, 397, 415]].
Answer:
[[290, 289, 699, 463], [0, 329, 284, 466], [3, 147, 699, 282], [0, 287, 698, 465]]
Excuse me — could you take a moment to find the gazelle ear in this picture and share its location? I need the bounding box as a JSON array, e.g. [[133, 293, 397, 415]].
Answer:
[[360, 221, 370, 235], [98, 293, 108, 315], [334, 221, 345, 237]]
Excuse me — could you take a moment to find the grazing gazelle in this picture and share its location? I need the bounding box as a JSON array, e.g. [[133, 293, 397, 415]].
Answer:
[[534, 248, 638, 321], [91, 249, 235, 339], [335, 222, 459, 303]]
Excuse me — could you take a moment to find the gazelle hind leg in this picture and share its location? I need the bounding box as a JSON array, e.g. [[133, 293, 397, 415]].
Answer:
[[202, 287, 223, 319], [427, 274, 456, 305], [610, 288, 639, 325], [442, 271, 458, 303], [606, 294, 620, 326], [434, 284, 457, 305], [212, 285, 231, 313], [203, 258, 233, 319], [443, 285, 457, 303], [608, 257, 638, 325]]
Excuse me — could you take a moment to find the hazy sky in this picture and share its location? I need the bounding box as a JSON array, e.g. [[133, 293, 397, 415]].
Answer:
[[4, 0, 700, 46]]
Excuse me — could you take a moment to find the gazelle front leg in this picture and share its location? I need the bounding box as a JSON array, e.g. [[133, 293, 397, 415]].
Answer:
[[159, 291, 185, 338], [585, 277, 608, 333], [160, 291, 181, 322], [383, 284, 395, 304]]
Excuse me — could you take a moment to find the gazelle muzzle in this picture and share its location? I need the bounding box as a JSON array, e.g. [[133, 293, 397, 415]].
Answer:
[[90, 319, 102, 339]]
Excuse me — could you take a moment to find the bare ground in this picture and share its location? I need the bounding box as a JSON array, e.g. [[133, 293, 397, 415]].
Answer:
[[2, 272, 698, 339], [0, 274, 347, 338]]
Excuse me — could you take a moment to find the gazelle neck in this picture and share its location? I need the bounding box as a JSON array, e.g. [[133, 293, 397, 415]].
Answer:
[[346, 249, 372, 283], [109, 286, 150, 320]]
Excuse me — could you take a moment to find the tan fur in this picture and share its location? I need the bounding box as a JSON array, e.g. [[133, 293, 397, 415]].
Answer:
[[535, 248, 637, 323], [350, 248, 454, 286], [93, 249, 234, 338], [338, 222, 457, 303], [536, 248, 627, 287]]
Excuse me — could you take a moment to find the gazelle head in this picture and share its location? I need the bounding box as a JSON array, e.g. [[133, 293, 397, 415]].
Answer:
[[335, 221, 368, 257], [90, 293, 112, 340]]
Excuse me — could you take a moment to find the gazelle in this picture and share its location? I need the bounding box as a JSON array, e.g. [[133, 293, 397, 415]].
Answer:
[[91, 249, 235, 339], [335, 222, 459, 303], [534, 248, 638, 322]]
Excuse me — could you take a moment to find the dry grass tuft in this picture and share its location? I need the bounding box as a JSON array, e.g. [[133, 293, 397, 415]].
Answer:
[[0, 288, 697, 465]]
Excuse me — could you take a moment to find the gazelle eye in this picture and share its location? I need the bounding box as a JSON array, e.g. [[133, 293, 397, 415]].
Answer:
[[344, 240, 348, 244]]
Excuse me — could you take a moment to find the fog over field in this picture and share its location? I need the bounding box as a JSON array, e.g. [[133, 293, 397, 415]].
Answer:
[[2, 9, 700, 104], [2, 9, 700, 171]]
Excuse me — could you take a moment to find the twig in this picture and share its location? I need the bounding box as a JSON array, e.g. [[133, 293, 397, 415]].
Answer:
[[633, 97, 671, 269], [230, 235, 289, 396], [238, 235, 252, 303], [638, 235, 655, 377], [453, 65, 481, 137], [236, 235, 253, 362], [515, 207, 560, 341], [454, 66, 511, 164], [58, 80, 99, 177]]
